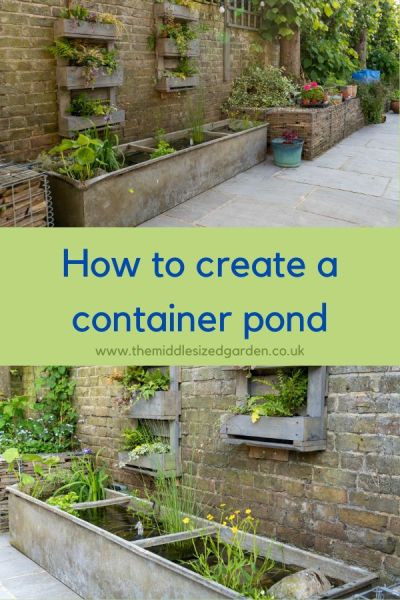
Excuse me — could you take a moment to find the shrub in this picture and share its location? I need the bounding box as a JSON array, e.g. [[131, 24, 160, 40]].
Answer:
[[358, 82, 388, 123], [224, 65, 296, 110]]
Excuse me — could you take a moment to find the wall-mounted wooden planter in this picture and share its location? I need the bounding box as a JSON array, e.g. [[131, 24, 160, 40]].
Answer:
[[54, 18, 118, 40], [129, 367, 181, 419], [221, 367, 327, 452], [154, 2, 199, 22], [157, 38, 200, 57], [59, 109, 125, 137], [56, 66, 124, 90], [156, 75, 199, 92], [118, 451, 178, 477]]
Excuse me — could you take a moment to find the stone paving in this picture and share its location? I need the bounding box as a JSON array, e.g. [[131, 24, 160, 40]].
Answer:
[[0, 534, 80, 600], [140, 113, 399, 228]]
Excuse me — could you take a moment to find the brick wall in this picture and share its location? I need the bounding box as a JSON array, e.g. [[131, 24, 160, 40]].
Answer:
[[180, 366, 400, 582], [0, 0, 277, 161]]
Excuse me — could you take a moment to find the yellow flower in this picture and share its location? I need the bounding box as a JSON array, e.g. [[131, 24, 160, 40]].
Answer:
[[219, 503, 226, 507], [232, 526, 238, 534], [228, 514, 235, 521], [182, 517, 190, 524], [235, 510, 241, 515], [245, 508, 252, 514], [206, 514, 214, 521], [222, 521, 227, 526]]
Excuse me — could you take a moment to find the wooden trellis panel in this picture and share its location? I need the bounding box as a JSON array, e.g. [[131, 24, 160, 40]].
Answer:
[[227, 0, 260, 30]]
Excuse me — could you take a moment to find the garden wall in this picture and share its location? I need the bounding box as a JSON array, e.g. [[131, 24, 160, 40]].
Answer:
[[0, 0, 276, 161], [1, 365, 399, 582]]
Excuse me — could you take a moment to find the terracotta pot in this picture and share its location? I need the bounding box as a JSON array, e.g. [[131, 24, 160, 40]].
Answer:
[[391, 100, 399, 114], [302, 99, 310, 106], [351, 84, 358, 98]]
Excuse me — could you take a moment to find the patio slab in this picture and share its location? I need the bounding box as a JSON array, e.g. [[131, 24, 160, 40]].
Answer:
[[140, 113, 399, 228], [0, 534, 81, 600]]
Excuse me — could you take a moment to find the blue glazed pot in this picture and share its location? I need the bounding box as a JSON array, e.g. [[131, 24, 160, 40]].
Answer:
[[272, 138, 304, 168]]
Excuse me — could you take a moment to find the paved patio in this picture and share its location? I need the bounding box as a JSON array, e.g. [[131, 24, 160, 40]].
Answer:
[[0, 534, 80, 600], [140, 113, 399, 228]]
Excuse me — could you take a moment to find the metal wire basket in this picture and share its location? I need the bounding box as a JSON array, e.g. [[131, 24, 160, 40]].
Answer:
[[0, 162, 54, 227]]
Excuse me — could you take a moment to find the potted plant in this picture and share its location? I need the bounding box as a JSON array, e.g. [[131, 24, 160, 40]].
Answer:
[[301, 82, 327, 107], [271, 130, 304, 168], [391, 90, 400, 114]]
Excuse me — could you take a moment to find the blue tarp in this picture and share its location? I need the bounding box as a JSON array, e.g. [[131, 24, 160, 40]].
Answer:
[[352, 69, 381, 83]]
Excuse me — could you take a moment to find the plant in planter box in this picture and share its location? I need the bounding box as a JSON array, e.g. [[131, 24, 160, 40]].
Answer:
[[60, 4, 123, 29], [167, 56, 198, 80], [231, 368, 308, 423], [113, 366, 171, 401], [120, 424, 170, 464], [69, 94, 117, 118], [390, 89, 400, 114], [301, 82, 327, 107], [49, 38, 118, 86], [224, 65, 296, 111], [271, 130, 305, 169]]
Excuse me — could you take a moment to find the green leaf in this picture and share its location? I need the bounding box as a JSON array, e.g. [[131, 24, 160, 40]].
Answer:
[[2, 448, 20, 463], [74, 146, 96, 166], [324, 3, 333, 17], [20, 474, 35, 487]]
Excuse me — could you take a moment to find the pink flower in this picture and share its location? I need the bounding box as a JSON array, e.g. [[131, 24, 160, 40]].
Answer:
[[310, 81, 319, 88], [303, 84, 311, 91]]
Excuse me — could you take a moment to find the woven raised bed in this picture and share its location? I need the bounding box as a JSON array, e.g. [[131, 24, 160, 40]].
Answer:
[[234, 99, 364, 160]]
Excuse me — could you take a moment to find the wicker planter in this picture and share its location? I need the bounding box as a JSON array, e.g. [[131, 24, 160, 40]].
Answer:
[[154, 2, 199, 21], [56, 65, 124, 90], [157, 38, 199, 57], [118, 451, 177, 476], [59, 109, 125, 137], [54, 18, 117, 40], [156, 75, 199, 92]]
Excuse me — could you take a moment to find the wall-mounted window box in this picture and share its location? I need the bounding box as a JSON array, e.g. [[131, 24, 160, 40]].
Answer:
[[221, 367, 327, 452], [156, 75, 199, 92], [118, 450, 178, 477], [129, 367, 181, 420], [154, 2, 199, 22], [157, 38, 200, 57], [56, 66, 124, 90], [54, 19, 118, 40], [59, 109, 125, 137]]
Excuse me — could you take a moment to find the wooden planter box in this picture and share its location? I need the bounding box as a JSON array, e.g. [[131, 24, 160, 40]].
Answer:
[[222, 367, 327, 452], [156, 75, 199, 92], [130, 390, 180, 419], [59, 109, 125, 137], [118, 451, 178, 476], [57, 65, 124, 90], [154, 2, 199, 22], [54, 18, 118, 40], [157, 38, 199, 57]]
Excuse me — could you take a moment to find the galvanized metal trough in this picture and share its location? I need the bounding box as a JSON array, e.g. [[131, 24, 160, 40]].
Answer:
[[48, 120, 268, 227], [7, 485, 378, 600]]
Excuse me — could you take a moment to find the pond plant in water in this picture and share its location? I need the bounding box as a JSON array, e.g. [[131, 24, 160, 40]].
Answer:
[[183, 507, 275, 599], [231, 368, 308, 422]]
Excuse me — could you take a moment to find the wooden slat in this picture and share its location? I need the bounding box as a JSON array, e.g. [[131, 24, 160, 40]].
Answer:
[[73, 496, 131, 510], [133, 526, 217, 548]]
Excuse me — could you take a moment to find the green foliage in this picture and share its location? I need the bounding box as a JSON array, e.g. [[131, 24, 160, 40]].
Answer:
[[2, 448, 61, 498], [121, 425, 154, 450], [150, 140, 176, 159], [60, 4, 122, 27], [357, 82, 387, 123], [185, 94, 206, 144], [69, 94, 115, 118], [0, 367, 77, 455], [46, 492, 79, 516], [367, 0, 400, 83], [149, 474, 202, 546], [232, 368, 308, 422], [391, 90, 400, 101], [45, 128, 122, 181], [157, 21, 197, 56], [120, 423, 170, 461], [114, 366, 170, 400], [186, 509, 274, 599], [54, 451, 109, 502], [224, 65, 296, 110], [168, 57, 198, 79]]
